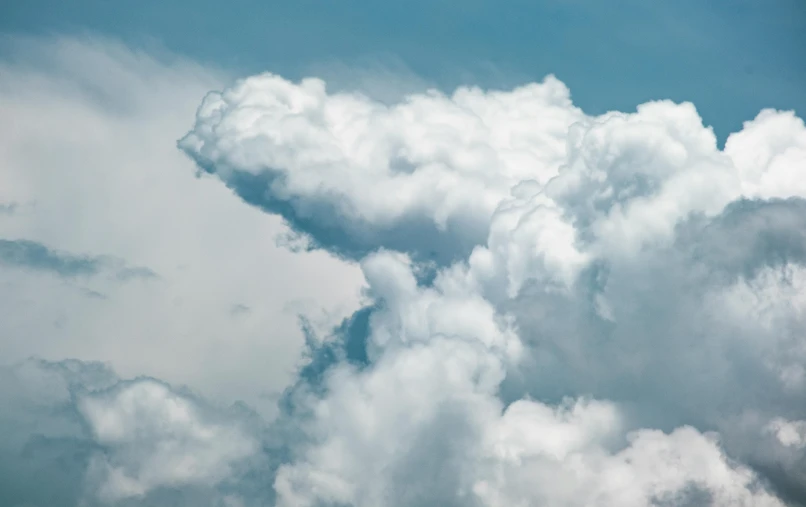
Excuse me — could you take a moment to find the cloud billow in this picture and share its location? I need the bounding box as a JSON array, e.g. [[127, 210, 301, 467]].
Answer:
[[177, 71, 806, 507], [179, 74, 583, 264]]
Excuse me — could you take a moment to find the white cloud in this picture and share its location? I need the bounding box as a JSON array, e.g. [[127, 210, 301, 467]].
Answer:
[[474, 410, 783, 507], [0, 359, 270, 506], [725, 109, 806, 199], [179, 64, 806, 505], [179, 72, 584, 262], [766, 418, 806, 450], [79, 380, 257, 501], [273, 253, 795, 507]]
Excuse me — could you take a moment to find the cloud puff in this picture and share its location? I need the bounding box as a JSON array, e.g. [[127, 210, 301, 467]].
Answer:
[[273, 252, 795, 507], [179, 73, 584, 263], [473, 405, 784, 507], [79, 380, 257, 502], [0, 359, 268, 507], [181, 70, 806, 506], [767, 419, 806, 450]]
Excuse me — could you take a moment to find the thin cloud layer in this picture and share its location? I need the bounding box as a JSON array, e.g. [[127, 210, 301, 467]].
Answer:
[[0, 35, 365, 414], [180, 72, 806, 506]]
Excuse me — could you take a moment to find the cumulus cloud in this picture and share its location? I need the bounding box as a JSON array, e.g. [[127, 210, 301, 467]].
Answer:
[[179, 70, 806, 506], [79, 380, 257, 502], [272, 251, 798, 507], [767, 419, 806, 450], [179, 73, 584, 263], [5, 34, 806, 507], [0, 359, 268, 507]]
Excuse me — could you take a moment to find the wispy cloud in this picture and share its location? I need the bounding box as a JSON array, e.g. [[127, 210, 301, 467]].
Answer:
[[0, 34, 364, 439], [0, 238, 156, 280]]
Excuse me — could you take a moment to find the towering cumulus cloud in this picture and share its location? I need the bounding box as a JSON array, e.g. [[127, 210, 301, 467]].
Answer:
[[179, 73, 806, 507], [179, 74, 583, 263]]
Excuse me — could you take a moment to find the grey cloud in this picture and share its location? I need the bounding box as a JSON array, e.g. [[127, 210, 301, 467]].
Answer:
[[0, 203, 17, 215], [230, 304, 251, 316], [495, 198, 806, 503], [190, 166, 486, 264], [81, 288, 109, 300], [115, 266, 159, 281], [0, 239, 100, 277], [678, 197, 806, 282], [0, 239, 157, 281]]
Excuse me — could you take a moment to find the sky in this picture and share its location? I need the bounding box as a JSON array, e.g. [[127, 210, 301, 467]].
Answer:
[[1, 1, 805, 506]]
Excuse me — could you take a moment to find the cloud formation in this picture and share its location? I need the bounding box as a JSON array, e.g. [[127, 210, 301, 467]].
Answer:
[[179, 73, 584, 263], [0, 359, 268, 507], [3, 35, 806, 506], [80, 380, 257, 502], [180, 71, 806, 506]]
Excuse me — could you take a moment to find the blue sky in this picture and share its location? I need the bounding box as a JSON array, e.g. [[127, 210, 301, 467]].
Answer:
[[3, 0, 804, 143]]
